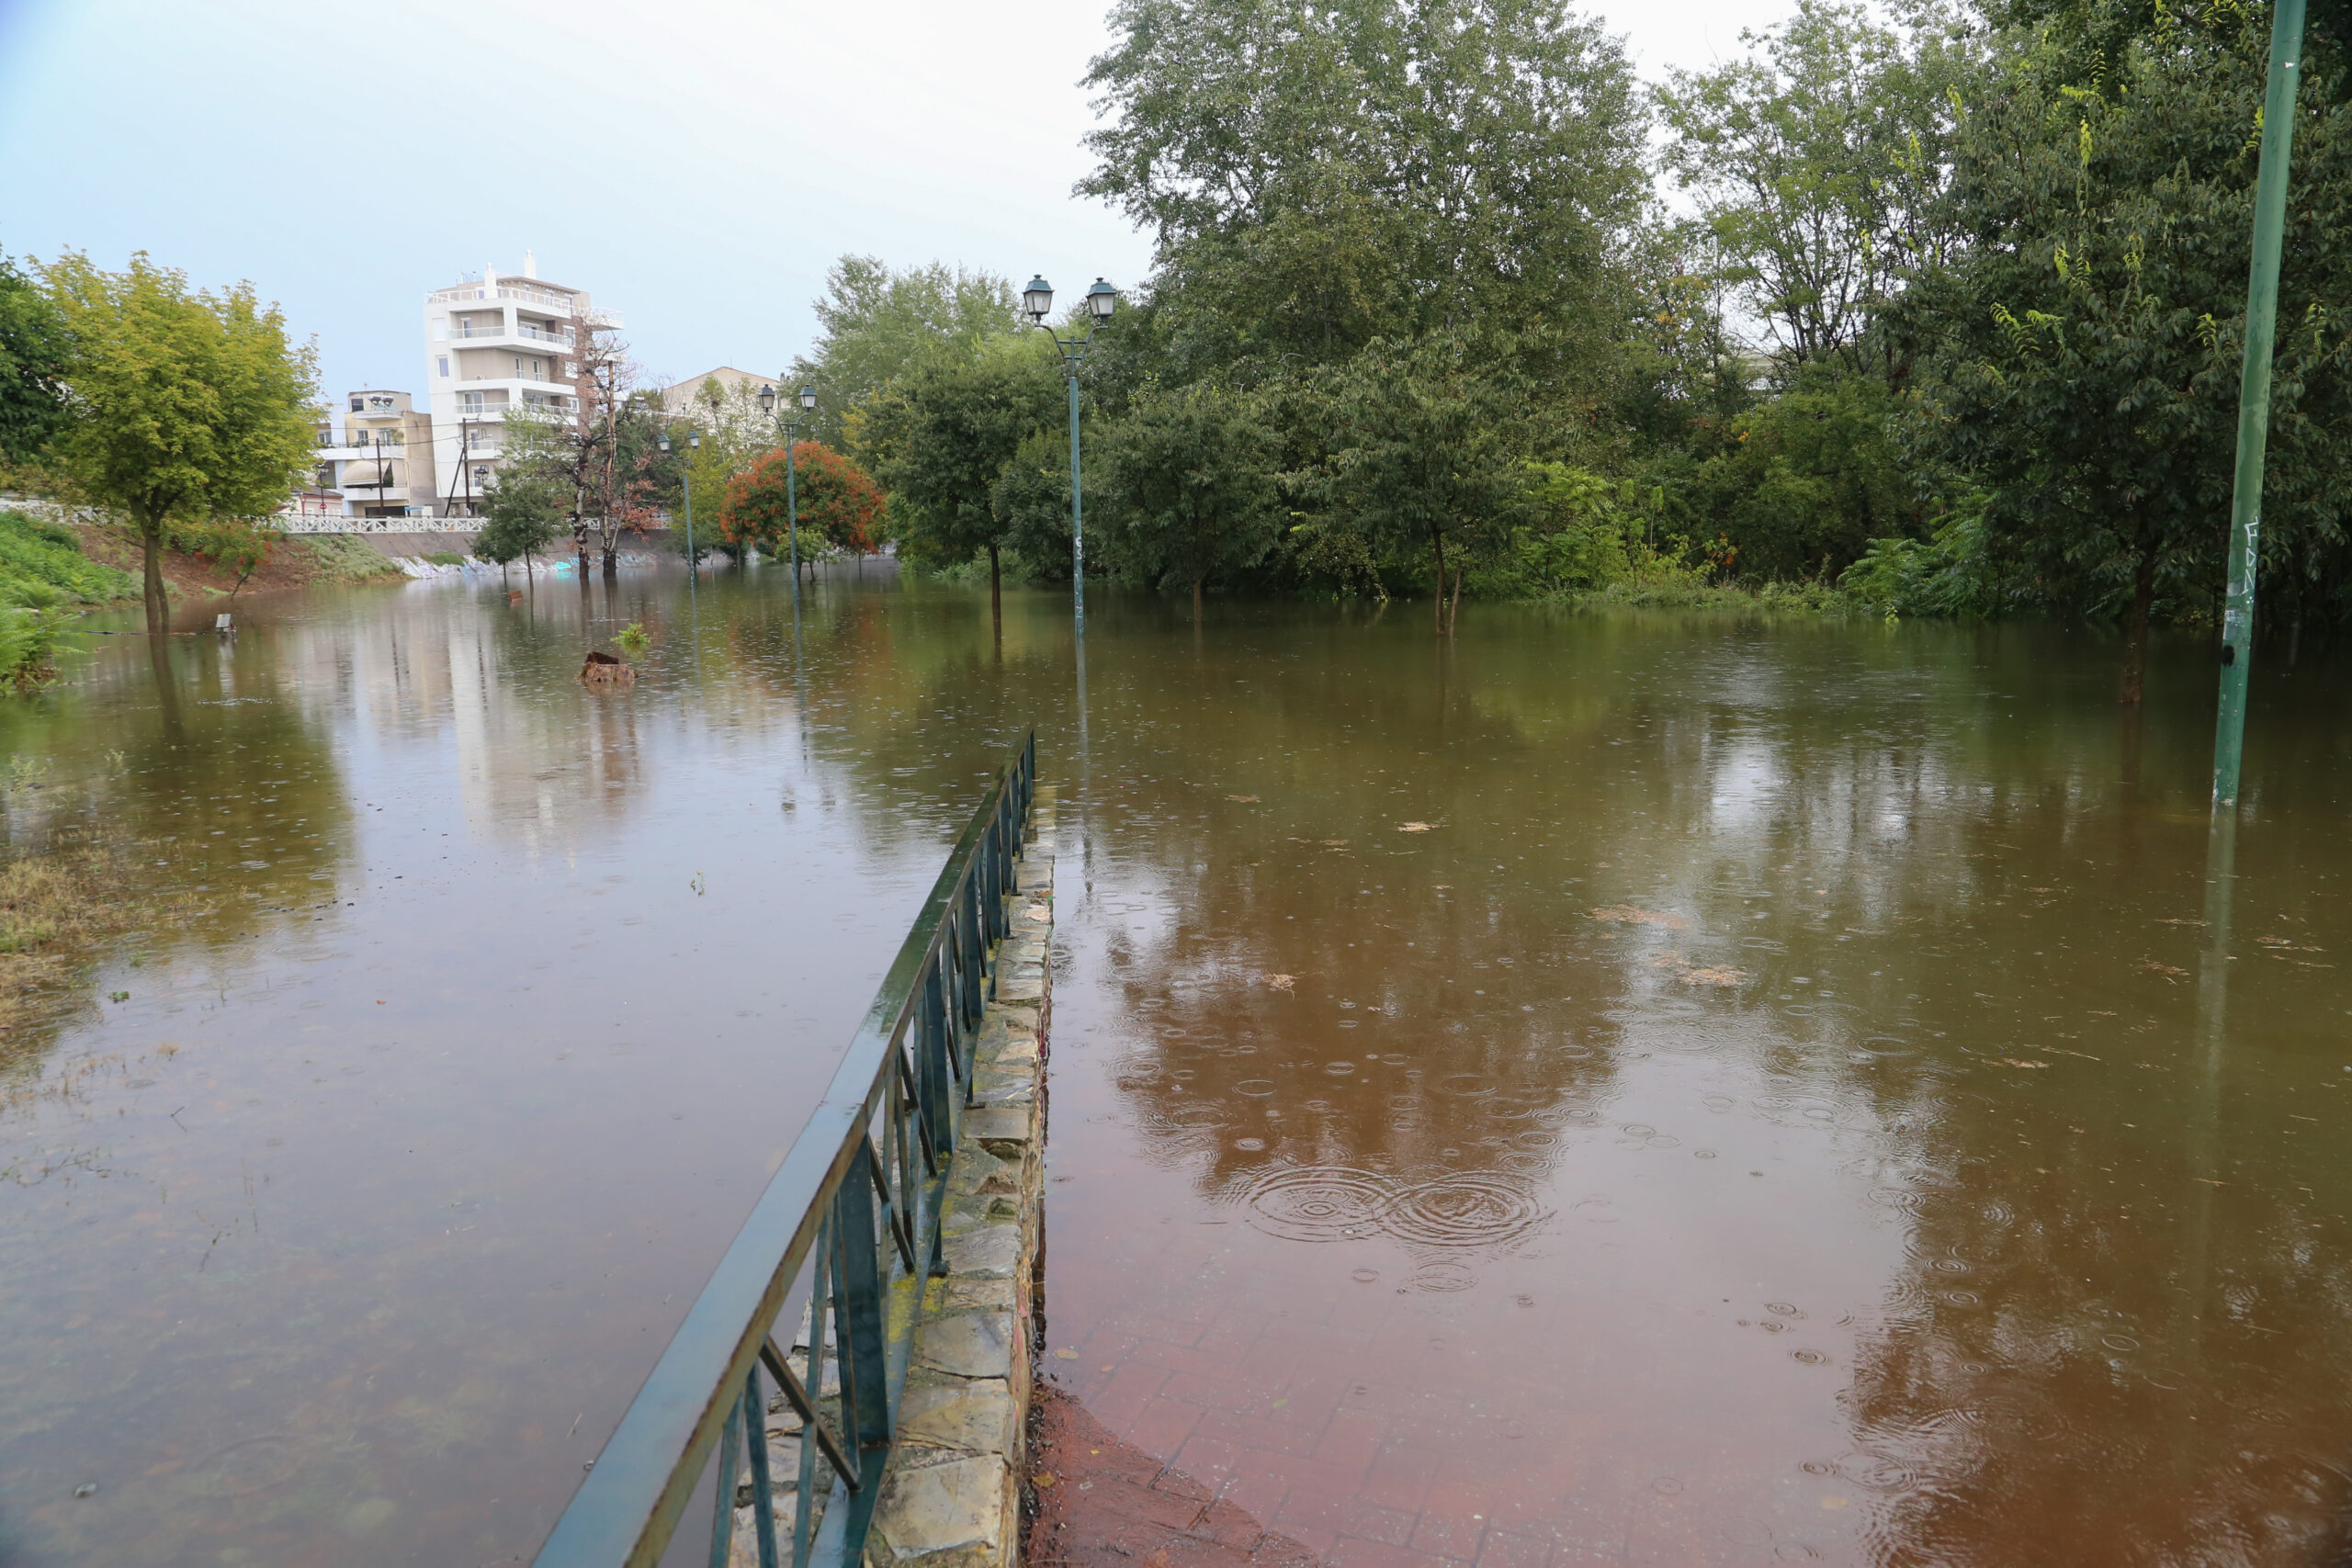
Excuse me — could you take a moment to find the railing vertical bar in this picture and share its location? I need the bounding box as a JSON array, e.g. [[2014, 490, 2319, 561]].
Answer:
[[744, 1368, 780, 1568], [960, 877, 983, 1028], [707, 1383, 741, 1568]]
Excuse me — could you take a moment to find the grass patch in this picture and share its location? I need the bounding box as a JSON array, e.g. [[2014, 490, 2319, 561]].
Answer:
[[0, 829, 206, 1045], [296, 533, 409, 582], [424, 550, 468, 568], [1561, 579, 1862, 615]]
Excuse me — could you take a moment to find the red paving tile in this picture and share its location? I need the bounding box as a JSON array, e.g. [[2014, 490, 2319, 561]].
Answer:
[[1326, 1538, 1454, 1568], [1032, 1386, 1327, 1568], [1313, 1407, 1388, 1472], [1335, 1498, 1420, 1548], [1362, 1447, 1439, 1514], [1472, 1533, 1555, 1568], [1126, 1395, 1209, 1460]]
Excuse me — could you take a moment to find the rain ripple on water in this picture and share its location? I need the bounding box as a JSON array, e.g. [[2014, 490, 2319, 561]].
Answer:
[[1240, 1164, 1550, 1254]]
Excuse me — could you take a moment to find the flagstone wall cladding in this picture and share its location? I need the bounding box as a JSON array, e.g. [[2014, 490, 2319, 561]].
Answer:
[[729, 789, 1055, 1568]]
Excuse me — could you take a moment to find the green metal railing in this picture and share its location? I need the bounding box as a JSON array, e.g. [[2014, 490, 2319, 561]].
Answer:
[[532, 732, 1037, 1568]]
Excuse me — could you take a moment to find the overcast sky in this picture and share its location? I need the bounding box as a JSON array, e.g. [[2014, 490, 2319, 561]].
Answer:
[[0, 0, 1786, 405]]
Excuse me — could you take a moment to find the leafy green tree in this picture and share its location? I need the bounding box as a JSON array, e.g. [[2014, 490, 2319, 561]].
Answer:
[[788, 256, 1020, 449], [1298, 333, 1525, 634], [862, 340, 1063, 619], [988, 426, 1111, 585], [1095, 382, 1281, 616], [1691, 364, 1915, 579], [0, 249, 66, 468], [1894, 0, 2352, 699], [1081, 0, 1650, 388], [1659, 0, 1983, 380], [474, 471, 565, 576], [42, 252, 316, 635]]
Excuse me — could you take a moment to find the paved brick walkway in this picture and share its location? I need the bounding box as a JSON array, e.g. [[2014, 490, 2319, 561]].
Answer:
[[1027, 1385, 1322, 1568]]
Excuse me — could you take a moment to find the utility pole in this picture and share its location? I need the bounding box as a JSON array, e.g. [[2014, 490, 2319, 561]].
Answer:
[[2211, 0, 2308, 807]]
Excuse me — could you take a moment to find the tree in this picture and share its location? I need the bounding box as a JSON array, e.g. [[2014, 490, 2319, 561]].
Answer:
[[1658, 0, 1983, 381], [716, 442, 884, 567], [502, 321, 662, 579], [1096, 381, 1281, 616], [862, 339, 1064, 621], [1688, 363, 1914, 580], [42, 252, 315, 635], [1081, 0, 1650, 387], [788, 257, 1021, 449], [1894, 0, 2352, 699], [474, 470, 565, 578], [1300, 333, 1525, 634], [0, 248, 66, 468]]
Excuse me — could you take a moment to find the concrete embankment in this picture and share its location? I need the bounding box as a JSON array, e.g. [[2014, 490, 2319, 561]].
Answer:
[[730, 787, 1057, 1568]]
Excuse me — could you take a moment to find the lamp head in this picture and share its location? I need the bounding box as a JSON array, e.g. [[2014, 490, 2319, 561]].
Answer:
[[1086, 277, 1118, 320], [798, 385, 817, 412], [658, 434, 670, 453], [757, 383, 775, 414], [689, 430, 701, 450], [1023, 276, 1054, 323]]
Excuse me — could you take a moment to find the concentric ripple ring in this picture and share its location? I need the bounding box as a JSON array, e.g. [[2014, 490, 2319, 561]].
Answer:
[[1379, 1174, 1547, 1249], [1243, 1166, 1395, 1242]]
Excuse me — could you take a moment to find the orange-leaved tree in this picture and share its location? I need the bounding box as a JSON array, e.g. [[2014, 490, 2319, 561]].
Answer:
[[718, 442, 884, 571]]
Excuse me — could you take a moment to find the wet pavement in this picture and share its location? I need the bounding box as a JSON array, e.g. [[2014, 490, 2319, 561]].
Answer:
[[2, 570, 2348, 1565]]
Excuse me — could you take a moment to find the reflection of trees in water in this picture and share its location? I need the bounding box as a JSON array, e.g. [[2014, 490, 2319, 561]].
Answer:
[[1835, 1117, 2352, 1562], [1044, 610, 2352, 1557], [0, 635, 356, 1072]]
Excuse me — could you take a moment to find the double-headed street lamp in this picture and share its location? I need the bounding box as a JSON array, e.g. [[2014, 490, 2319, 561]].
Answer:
[[1023, 276, 1118, 632], [759, 382, 819, 582], [657, 428, 702, 569]]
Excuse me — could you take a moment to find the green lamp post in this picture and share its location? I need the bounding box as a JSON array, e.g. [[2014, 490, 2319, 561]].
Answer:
[[1023, 276, 1119, 633]]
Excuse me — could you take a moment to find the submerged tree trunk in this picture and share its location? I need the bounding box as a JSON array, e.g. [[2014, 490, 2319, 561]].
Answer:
[[1430, 525, 1448, 637], [1193, 575, 1204, 624], [1448, 554, 1464, 637], [139, 517, 168, 637], [988, 542, 1002, 632], [2120, 535, 2156, 707]]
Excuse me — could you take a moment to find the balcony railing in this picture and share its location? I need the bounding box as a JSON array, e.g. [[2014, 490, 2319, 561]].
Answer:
[[316, 428, 406, 448], [449, 322, 578, 344], [529, 735, 1038, 1568], [429, 282, 580, 314]]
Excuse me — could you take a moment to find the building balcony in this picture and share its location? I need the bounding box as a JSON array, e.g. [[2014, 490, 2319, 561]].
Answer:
[[427, 281, 581, 316], [316, 426, 406, 451], [447, 321, 577, 347]]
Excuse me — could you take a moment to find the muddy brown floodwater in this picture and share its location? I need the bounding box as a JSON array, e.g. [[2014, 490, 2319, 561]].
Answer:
[[1, 569, 2347, 1568]]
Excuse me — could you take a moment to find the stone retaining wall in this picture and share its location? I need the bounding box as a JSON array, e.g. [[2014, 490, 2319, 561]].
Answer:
[[730, 786, 1056, 1568]]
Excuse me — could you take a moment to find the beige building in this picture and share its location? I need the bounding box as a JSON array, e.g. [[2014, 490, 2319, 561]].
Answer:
[[660, 366, 775, 416], [313, 389, 438, 518]]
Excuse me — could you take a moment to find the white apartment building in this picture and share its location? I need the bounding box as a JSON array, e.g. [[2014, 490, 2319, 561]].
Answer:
[[421, 253, 620, 514]]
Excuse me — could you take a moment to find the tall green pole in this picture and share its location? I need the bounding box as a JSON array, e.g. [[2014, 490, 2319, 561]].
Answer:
[[785, 428, 802, 585], [1067, 371, 1085, 636], [2212, 0, 2308, 807]]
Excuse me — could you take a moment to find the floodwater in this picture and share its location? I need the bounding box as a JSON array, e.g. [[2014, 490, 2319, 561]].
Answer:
[[0, 570, 2347, 1566]]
